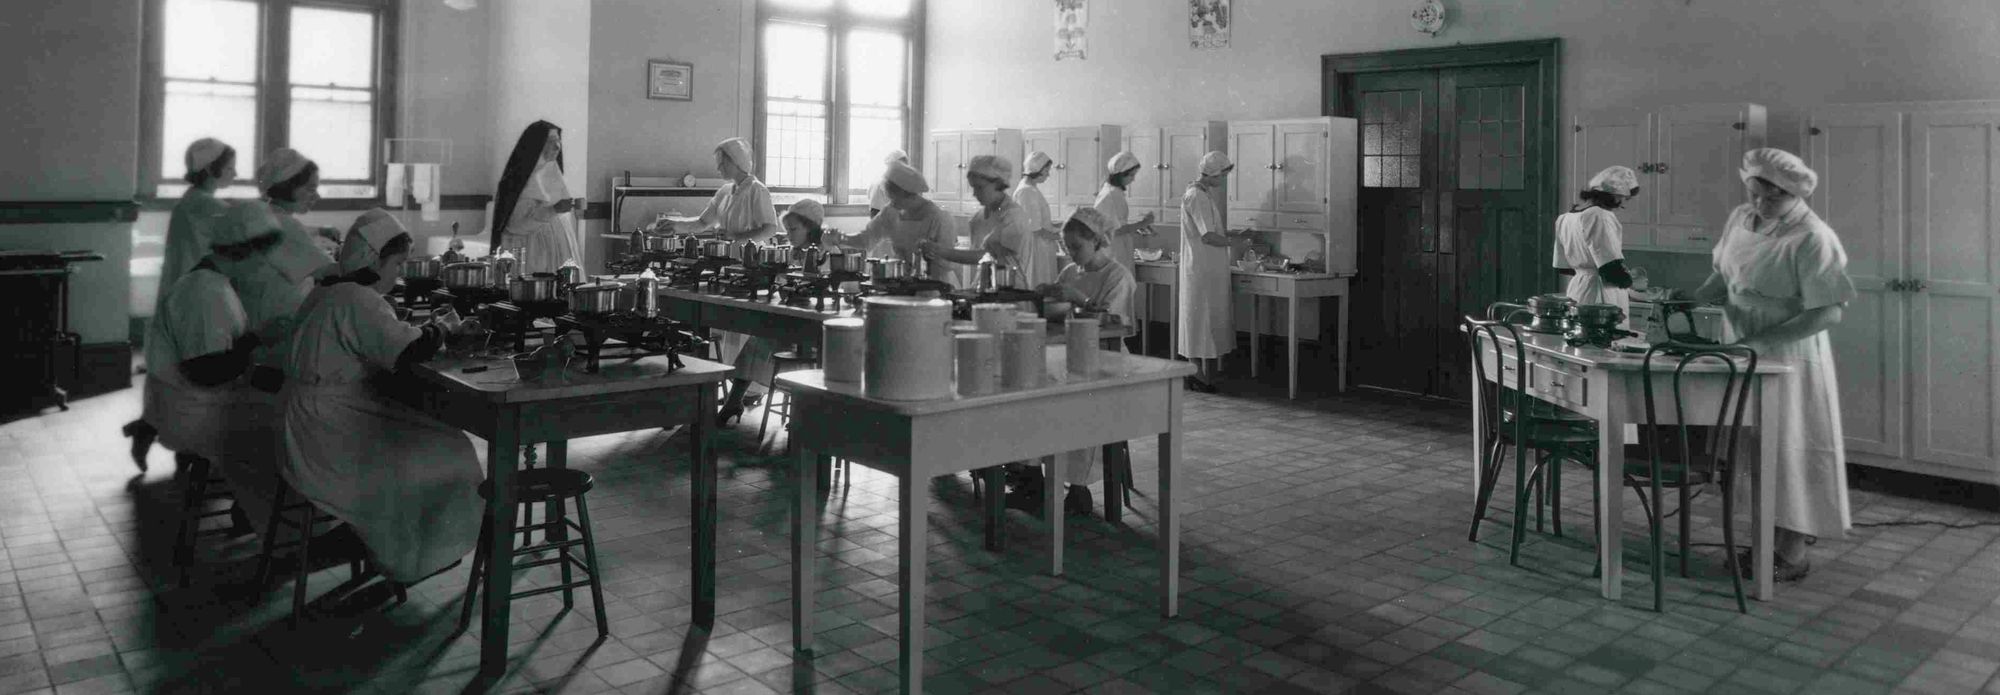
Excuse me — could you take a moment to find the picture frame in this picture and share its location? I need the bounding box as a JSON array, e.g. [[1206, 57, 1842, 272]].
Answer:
[[647, 60, 693, 101]]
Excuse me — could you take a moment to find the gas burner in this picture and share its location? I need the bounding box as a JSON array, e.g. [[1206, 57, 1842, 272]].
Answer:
[[432, 286, 508, 315], [480, 300, 569, 353], [554, 312, 708, 373], [863, 277, 955, 299]]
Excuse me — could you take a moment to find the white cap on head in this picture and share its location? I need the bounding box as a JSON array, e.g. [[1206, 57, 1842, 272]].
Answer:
[[716, 137, 755, 172], [1024, 152, 1053, 177], [1198, 151, 1234, 177], [1106, 151, 1142, 177], [1588, 166, 1640, 197], [256, 148, 313, 192], [884, 161, 929, 194], [1739, 147, 1818, 199], [967, 154, 1014, 182], [884, 149, 909, 165], [1065, 206, 1113, 245], [184, 138, 232, 177], [786, 198, 825, 226], [214, 200, 285, 247], [338, 208, 409, 274]]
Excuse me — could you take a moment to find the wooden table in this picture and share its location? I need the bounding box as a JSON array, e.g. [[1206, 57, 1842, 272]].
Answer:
[[1468, 331, 1794, 602], [779, 348, 1195, 694], [1135, 260, 1352, 398], [399, 354, 732, 681], [657, 285, 1138, 350]]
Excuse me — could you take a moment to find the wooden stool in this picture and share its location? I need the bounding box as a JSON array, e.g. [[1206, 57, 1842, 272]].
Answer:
[[172, 453, 242, 587], [254, 484, 378, 629], [458, 468, 609, 638], [759, 348, 820, 447]]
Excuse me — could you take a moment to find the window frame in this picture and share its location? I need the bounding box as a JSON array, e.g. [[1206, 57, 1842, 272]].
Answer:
[[139, 0, 400, 210], [753, 0, 924, 204]]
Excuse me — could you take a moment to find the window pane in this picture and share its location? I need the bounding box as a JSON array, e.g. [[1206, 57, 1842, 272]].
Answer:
[[289, 87, 372, 181], [765, 23, 828, 101], [763, 100, 826, 189], [290, 6, 376, 88], [162, 81, 257, 179], [847, 30, 904, 107], [163, 0, 259, 82], [846, 106, 902, 202], [847, 0, 911, 18]]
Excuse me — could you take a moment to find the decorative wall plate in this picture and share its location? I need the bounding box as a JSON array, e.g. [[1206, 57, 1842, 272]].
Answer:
[[1411, 0, 1446, 36]]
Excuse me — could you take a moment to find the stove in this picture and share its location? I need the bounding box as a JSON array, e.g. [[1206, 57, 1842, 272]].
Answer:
[[710, 263, 786, 299], [395, 277, 443, 310], [553, 312, 709, 374], [862, 277, 957, 301], [480, 299, 568, 353], [431, 286, 508, 316], [776, 271, 867, 312]]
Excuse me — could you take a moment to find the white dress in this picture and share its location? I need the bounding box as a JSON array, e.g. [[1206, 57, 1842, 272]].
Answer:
[[697, 177, 783, 384], [1008, 180, 1061, 287], [236, 211, 331, 365], [1093, 183, 1138, 280], [280, 283, 483, 581], [146, 189, 231, 426], [502, 161, 582, 274], [1711, 202, 1856, 539], [1054, 258, 1138, 487], [145, 266, 282, 535], [1552, 206, 1630, 319], [854, 199, 961, 284], [1177, 182, 1232, 359]]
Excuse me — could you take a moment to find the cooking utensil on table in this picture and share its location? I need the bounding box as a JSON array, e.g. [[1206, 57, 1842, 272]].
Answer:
[[568, 282, 628, 315], [442, 261, 493, 289], [508, 272, 560, 303]]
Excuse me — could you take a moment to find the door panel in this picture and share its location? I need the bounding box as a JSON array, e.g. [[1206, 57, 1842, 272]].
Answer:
[[1061, 127, 1103, 205], [1436, 66, 1543, 400], [1275, 122, 1330, 213], [1228, 125, 1275, 212], [1164, 126, 1212, 209], [1126, 128, 1162, 209], [927, 132, 963, 200], [1352, 71, 1439, 395], [1572, 109, 1655, 227], [963, 132, 998, 161], [1807, 111, 1904, 458], [1907, 113, 2000, 470], [1656, 104, 1748, 227]]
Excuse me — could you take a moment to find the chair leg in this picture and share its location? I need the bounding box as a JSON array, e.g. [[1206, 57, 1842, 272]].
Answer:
[[1679, 481, 1693, 578], [574, 494, 609, 638], [458, 515, 490, 634], [290, 505, 313, 629], [1468, 437, 1507, 542], [175, 456, 213, 588], [757, 391, 775, 443], [255, 485, 291, 592], [1533, 451, 1547, 534], [1720, 475, 1747, 613], [1649, 476, 1664, 613], [1549, 450, 1564, 539], [555, 497, 574, 612], [1508, 441, 1531, 567]]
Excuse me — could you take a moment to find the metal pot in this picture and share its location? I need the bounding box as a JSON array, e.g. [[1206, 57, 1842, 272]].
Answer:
[[569, 281, 627, 315], [1566, 303, 1631, 348], [401, 256, 442, 280], [702, 239, 733, 259], [826, 252, 866, 274], [491, 255, 519, 284], [509, 272, 560, 303], [796, 244, 827, 273], [681, 236, 704, 257], [555, 265, 585, 287], [1524, 293, 1576, 334], [737, 241, 760, 265], [759, 244, 791, 266], [632, 274, 659, 317], [442, 261, 493, 289], [870, 258, 906, 282], [641, 234, 678, 253]]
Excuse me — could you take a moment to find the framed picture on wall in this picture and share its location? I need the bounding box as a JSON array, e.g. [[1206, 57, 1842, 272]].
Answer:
[[647, 60, 693, 101]]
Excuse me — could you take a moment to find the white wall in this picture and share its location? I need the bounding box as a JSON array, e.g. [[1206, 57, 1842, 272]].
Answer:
[[488, 0, 592, 231], [400, 0, 494, 200]]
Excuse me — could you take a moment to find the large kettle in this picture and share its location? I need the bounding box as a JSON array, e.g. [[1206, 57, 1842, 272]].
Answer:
[[680, 236, 704, 257], [738, 240, 761, 265], [795, 244, 827, 274]]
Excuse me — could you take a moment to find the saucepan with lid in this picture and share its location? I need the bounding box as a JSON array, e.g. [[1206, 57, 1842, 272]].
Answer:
[[826, 252, 867, 274], [1523, 293, 1577, 334], [568, 281, 628, 315], [702, 239, 734, 259], [401, 256, 443, 280], [442, 261, 492, 289], [509, 272, 561, 303]]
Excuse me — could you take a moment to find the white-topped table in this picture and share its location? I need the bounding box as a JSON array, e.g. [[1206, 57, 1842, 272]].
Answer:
[[1135, 260, 1352, 397], [1469, 330, 1795, 602], [779, 347, 1195, 694]]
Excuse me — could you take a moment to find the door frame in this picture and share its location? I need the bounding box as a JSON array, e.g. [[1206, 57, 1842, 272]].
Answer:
[[1322, 39, 1564, 293]]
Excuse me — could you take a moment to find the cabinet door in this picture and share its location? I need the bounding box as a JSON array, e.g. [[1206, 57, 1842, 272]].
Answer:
[[1023, 128, 1060, 179], [1906, 111, 2000, 471], [1060, 127, 1105, 206], [1164, 126, 1213, 215], [962, 131, 1000, 161], [1125, 128, 1163, 209], [1274, 121, 1329, 214], [926, 132, 963, 201], [1227, 124, 1275, 213], [1571, 109, 1655, 229], [1808, 109, 1905, 459], [1655, 104, 1750, 228]]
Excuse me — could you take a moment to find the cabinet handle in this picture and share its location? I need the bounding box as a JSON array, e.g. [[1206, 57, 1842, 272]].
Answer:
[[1638, 163, 1654, 174], [1056, 164, 1066, 169], [1274, 163, 1284, 171], [1655, 162, 1670, 173], [1911, 279, 1929, 293], [1887, 279, 1905, 292]]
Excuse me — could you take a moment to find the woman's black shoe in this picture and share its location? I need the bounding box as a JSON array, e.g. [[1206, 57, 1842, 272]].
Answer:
[[1184, 376, 1218, 394], [123, 420, 156, 471], [1064, 485, 1093, 518], [716, 404, 745, 427]]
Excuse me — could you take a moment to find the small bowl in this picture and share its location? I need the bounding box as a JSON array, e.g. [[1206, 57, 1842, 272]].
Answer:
[[1234, 260, 1260, 272], [511, 353, 549, 381], [1135, 248, 1164, 262]]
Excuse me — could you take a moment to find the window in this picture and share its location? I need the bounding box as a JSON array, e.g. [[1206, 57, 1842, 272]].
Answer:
[[757, 0, 920, 204], [144, 0, 395, 201], [1362, 90, 1423, 189]]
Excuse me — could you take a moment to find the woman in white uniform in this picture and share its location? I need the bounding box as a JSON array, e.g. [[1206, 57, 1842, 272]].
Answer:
[[1093, 151, 1158, 281], [281, 209, 483, 589], [866, 150, 910, 218], [932, 155, 1033, 280], [129, 138, 241, 469], [1008, 151, 1063, 287], [673, 138, 781, 424], [1553, 165, 1640, 315], [1028, 207, 1137, 516], [1693, 148, 1854, 582], [146, 203, 303, 537], [491, 121, 583, 274], [241, 149, 338, 368], [1179, 152, 1246, 393], [843, 162, 960, 283]]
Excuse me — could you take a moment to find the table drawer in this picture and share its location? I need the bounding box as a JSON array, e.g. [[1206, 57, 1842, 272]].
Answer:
[[1231, 275, 1278, 295], [1274, 211, 1327, 232], [1528, 359, 1589, 409]]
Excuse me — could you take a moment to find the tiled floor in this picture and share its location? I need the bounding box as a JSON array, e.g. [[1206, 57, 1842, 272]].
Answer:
[[3, 368, 2000, 694]]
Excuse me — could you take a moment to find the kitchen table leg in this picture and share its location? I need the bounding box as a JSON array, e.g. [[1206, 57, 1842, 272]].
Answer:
[[1287, 295, 1299, 399], [1250, 295, 1261, 377], [691, 383, 718, 627], [1139, 284, 1151, 357], [1160, 378, 1183, 618], [981, 466, 1004, 552], [1754, 375, 1777, 601], [898, 471, 927, 695], [1594, 377, 1623, 601], [1337, 291, 1350, 392], [545, 440, 570, 610], [1045, 455, 1064, 576], [479, 410, 521, 680], [792, 444, 818, 653]]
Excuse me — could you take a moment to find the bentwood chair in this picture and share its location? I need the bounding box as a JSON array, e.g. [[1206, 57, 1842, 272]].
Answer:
[[1623, 343, 1757, 613], [1464, 317, 1601, 566]]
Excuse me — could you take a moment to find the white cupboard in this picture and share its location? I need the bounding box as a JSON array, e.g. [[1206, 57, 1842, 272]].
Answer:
[[1224, 117, 1360, 275], [1118, 122, 1230, 232], [924, 128, 1024, 216], [1808, 101, 2000, 484], [1021, 125, 1121, 220], [1570, 104, 1767, 253]]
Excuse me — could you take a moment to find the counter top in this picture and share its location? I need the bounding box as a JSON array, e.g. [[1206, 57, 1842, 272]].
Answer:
[[415, 354, 732, 403], [1629, 298, 1726, 315], [777, 346, 1194, 416], [1133, 259, 1354, 281], [1478, 327, 1790, 375]]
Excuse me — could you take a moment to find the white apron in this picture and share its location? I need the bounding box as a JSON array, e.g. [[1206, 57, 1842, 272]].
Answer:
[[281, 284, 483, 581], [1552, 206, 1630, 324], [1009, 181, 1061, 287], [1712, 203, 1855, 539], [1177, 183, 1232, 359], [1094, 184, 1138, 280], [504, 162, 582, 275], [156, 188, 230, 318]]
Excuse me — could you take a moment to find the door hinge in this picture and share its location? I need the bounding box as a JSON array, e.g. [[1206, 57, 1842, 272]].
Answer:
[[1573, 125, 1583, 133]]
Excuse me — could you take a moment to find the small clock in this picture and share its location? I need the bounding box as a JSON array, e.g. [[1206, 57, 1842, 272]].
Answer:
[[1411, 0, 1446, 36], [682, 172, 697, 188]]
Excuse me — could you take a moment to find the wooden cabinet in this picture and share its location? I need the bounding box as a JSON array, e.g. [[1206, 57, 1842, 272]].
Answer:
[[1807, 101, 2000, 483], [1020, 125, 1120, 220], [924, 128, 1024, 215], [1570, 104, 1766, 253], [1119, 122, 1229, 231], [1224, 117, 1360, 275]]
